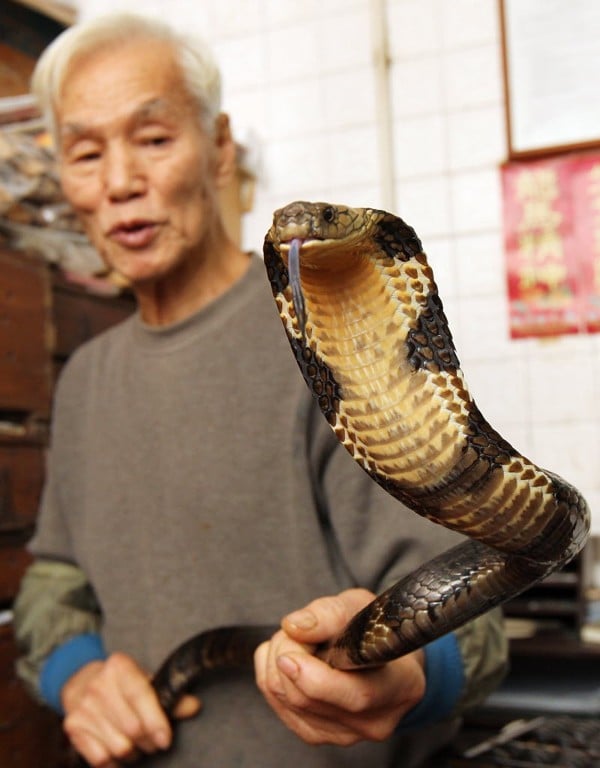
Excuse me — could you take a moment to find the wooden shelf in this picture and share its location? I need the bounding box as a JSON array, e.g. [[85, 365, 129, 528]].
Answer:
[[0, 249, 134, 767]]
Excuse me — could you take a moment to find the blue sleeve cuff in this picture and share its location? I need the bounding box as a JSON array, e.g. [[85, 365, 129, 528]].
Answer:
[[399, 631, 465, 730], [40, 633, 107, 715]]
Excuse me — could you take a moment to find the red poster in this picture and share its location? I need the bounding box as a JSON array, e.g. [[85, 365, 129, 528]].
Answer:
[[569, 156, 600, 333], [502, 152, 600, 338]]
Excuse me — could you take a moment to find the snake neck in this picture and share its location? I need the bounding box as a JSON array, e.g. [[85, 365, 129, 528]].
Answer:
[[301, 253, 470, 477]]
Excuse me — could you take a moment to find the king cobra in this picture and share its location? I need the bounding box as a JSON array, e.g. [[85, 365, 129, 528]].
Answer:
[[151, 201, 590, 713]]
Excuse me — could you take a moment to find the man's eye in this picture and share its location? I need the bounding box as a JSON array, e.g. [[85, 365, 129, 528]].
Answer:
[[141, 134, 171, 146], [75, 151, 101, 162], [67, 145, 101, 164]]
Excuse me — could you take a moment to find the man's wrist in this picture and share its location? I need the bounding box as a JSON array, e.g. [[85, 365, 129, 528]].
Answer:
[[40, 632, 107, 714]]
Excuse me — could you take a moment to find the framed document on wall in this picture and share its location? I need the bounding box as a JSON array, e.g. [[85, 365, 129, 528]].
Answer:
[[500, 0, 600, 158]]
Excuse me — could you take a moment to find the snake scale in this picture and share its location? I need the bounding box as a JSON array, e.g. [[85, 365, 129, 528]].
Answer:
[[151, 201, 590, 713]]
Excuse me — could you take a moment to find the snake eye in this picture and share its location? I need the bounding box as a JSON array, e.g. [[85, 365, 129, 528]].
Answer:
[[323, 206, 335, 223]]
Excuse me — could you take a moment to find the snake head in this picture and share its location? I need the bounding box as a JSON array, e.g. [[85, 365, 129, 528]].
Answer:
[[266, 201, 343, 339], [267, 201, 373, 261], [267, 201, 340, 250], [265, 201, 371, 337]]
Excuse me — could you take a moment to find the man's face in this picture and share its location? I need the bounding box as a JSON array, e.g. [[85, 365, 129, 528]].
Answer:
[[57, 40, 227, 287]]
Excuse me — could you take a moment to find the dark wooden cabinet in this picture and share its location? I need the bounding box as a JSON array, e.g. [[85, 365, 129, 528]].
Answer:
[[0, 248, 52, 419], [0, 622, 71, 768], [0, 247, 134, 767]]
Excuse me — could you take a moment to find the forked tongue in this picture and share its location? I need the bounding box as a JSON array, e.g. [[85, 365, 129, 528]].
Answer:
[[288, 238, 306, 336]]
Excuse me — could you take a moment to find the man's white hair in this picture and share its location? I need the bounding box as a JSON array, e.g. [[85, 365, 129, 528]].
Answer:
[[32, 12, 222, 146]]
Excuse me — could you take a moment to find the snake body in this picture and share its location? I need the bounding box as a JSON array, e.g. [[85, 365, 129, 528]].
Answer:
[[152, 201, 590, 711]]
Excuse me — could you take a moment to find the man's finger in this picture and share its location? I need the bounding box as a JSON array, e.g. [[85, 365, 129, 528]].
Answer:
[[281, 589, 374, 643], [172, 694, 202, 720]]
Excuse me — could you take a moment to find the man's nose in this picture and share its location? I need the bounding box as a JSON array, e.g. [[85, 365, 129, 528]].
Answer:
[[103, 144, 145, 201]]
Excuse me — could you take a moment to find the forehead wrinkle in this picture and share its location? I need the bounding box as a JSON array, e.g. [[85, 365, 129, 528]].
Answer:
[[134, 97, 173, 121], [59, 96, 179, 143]]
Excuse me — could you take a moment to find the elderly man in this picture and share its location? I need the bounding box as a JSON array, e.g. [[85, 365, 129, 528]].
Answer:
[[14, 13, 507, 768]]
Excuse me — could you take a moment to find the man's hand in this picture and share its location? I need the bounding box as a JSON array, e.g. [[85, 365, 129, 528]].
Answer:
[[61, 653, 201, 766], [254, 588, 426, 746]]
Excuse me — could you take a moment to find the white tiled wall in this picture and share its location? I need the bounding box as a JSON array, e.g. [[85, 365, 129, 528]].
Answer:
[[74, 1, 600, 549]]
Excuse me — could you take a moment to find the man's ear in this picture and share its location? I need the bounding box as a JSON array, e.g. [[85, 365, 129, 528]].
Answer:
[[213, 112, 236, 189]]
